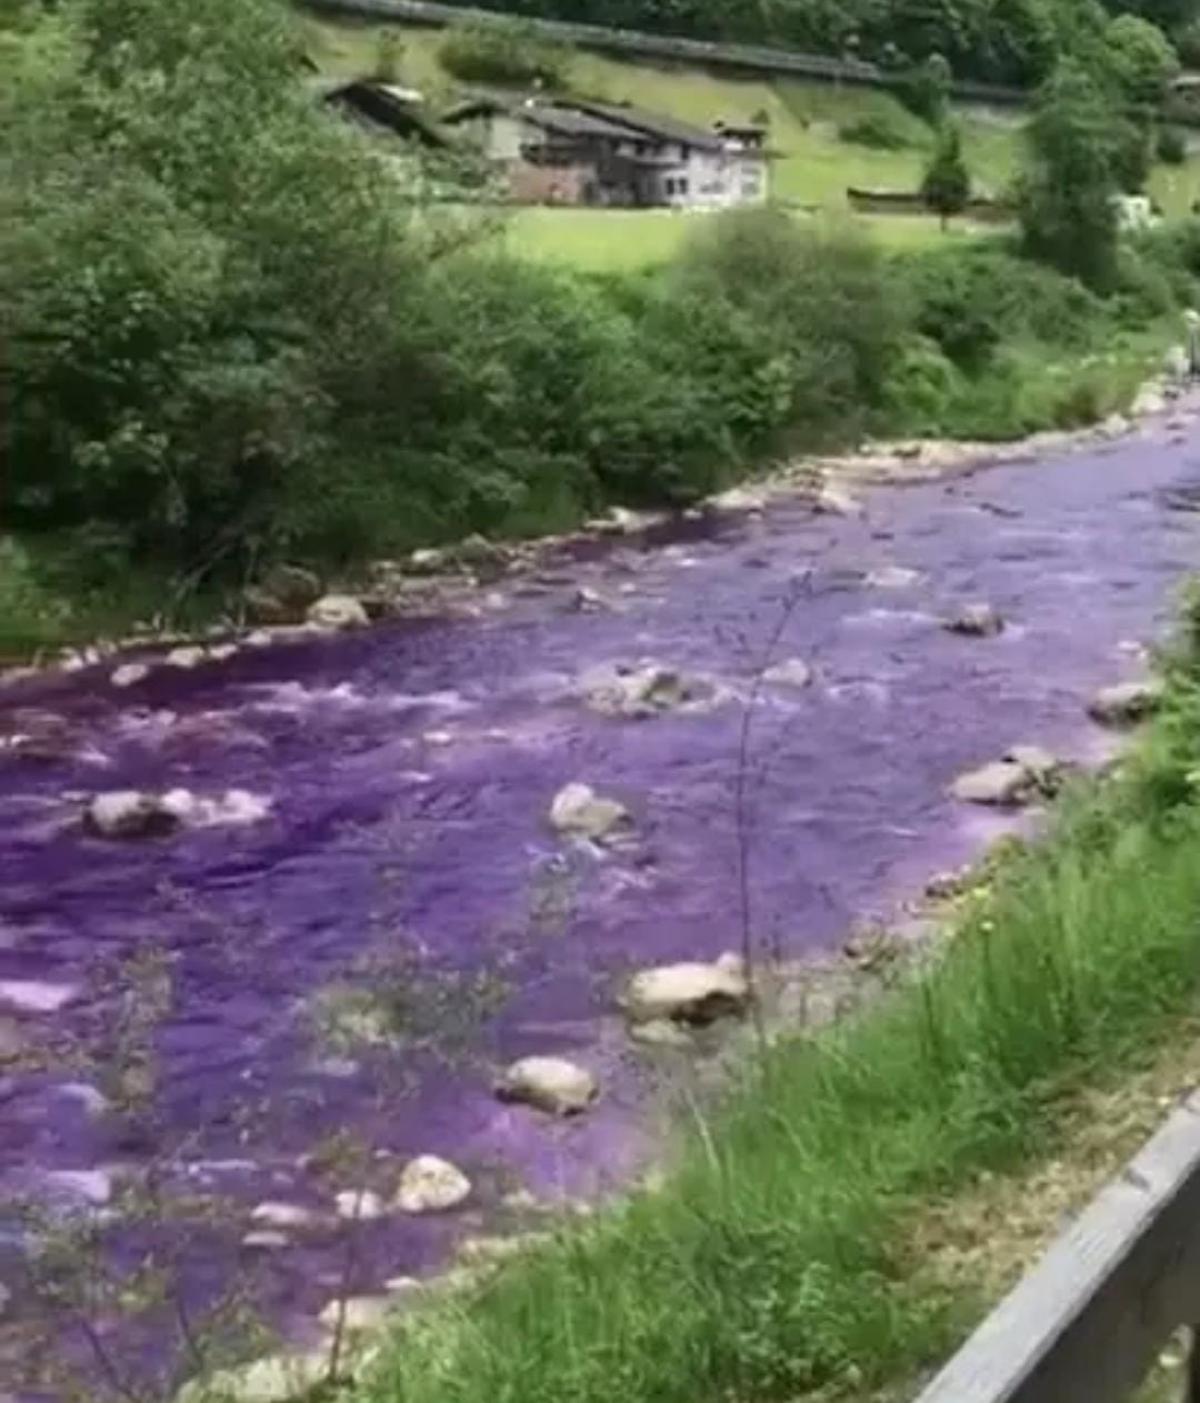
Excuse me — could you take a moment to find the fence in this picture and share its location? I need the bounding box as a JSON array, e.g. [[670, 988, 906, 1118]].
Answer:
[[915, 1091, 1200, 1403], [301, 0, 1028, 106]]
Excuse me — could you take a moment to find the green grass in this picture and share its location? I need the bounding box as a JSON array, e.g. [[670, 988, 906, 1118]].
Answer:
[[353, 612, 1200, 1403]]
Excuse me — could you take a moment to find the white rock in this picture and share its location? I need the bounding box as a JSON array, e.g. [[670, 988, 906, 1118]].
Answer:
[[549, 782, 630, 842], [177, 1349, 328, 1403], [244, 630, 274, 648], [0, 979, 77, 1013], [1164, 344, 1190, 381], [944, 603, 1005, 637], [950, 760, 1033, 806], [384, 1275, 422, 1295], [582, 663, 713, 718], [318, 1295, 392, 1334], [84, 791, 182, 840], [867, 566, 921, 589], [814, 485, 864, 516], [208, 643, 239, 662], [496, 1055, 598, 1116], [334, 1189, 385, 1221], [394, 1155, 472, 1214], [628, 1018, 695, 1048], [408, 547, 449, 575], [708, 485, 768, 514], [306, 595, 369, 630], [111, 663, 151, 689], [1004, 745, 1061, 789], [1132, 383, 1167, 417], [1088, 679, 1164, 726], [160, 788, 199, 822], [623, 961, 750, 1025], [164, 646, 206, 670], [762, 658, 813, 690], [250, 1201, 319, 1230], [241, 1231, 289, 1250]]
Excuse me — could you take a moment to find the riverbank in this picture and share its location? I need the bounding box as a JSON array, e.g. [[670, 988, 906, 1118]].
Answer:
[[343, 586, 1200, 1403]]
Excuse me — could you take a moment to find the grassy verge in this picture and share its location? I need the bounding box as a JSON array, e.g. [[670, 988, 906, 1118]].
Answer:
[[356, 600, 1200, 1403]]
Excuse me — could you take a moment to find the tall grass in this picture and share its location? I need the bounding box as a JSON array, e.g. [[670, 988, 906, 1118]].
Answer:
[[358, 615, 1200, 1403]]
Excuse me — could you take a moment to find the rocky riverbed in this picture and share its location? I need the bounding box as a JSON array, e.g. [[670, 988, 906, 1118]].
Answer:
[[3, 395, 1200, 1398]]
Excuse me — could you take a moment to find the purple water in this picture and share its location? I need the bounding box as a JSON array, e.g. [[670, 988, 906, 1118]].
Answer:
[[3, 419, 1200, 1384]]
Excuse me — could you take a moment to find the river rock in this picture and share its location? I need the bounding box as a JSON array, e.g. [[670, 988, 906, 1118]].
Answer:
[[622, 960, 750, 1026], [708, 485, 768, 514], [263, 564, 322, 611], [394, 1155, 472, 1214], [334, 1189, 385, 1221], [1088, 678, 1164, 725], [164, 646, 206, 670], [111, 662, 152, 689], [1132, 382, 1167, 417], [318, 1295, 392, 1334], [950, 760, 1035, 806], [177, 1349, 329, 1403], [950, 746, 1061, 806], [549, 782, 630, 842], [243, 587, 293, 626], [408, 546, 450, 575], [814, 484, 864, 517], [495, 1056, 598, 1115], [944, 603, 1004, 638], [84, 791, 183, 839], [867, 566, 921, 589], [307, 594, 369, 630], [582, 663, 714, 718], [1165, 343, 1190, 381], [455, 534, 509, 571], [762, 657, 813, 689], [250, 1201, 320, 1231], [241, 1231, 290, 1251]]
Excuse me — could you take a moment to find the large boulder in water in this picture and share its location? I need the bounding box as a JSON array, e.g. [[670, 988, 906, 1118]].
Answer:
[[549, 782, 630, 842], [394, 1155, 472, 1214], [581, 662, 717, 718], [495, 1056, 598, 1116], [943, 603, 1005, 638], [84, 791, 184, 839], [263, 564, 322, 611], [306, 594, 369, 630], [622, 958, 750, 1026], [1088, 678, 1164, 726], [762, 658, 813, 690], [950, 746, 1062, 806]]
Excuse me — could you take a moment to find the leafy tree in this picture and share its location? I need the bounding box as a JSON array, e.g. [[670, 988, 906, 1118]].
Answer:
[[1018, 59, 1121, 288], [896, 51, 953, 123], [1101, 11, 1179, 105], [921, 122, 972, 227]]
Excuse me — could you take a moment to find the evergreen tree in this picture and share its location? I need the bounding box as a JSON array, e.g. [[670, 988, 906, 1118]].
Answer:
[[921, 123, 971, 229]]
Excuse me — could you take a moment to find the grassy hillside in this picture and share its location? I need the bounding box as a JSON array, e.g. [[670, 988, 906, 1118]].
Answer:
[[307, 16, 1200, 267]]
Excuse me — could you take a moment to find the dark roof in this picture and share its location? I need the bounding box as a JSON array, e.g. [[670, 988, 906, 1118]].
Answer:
[[559, 98, 726, 152], [320, 80, 449, 149], [442, 96, 635, 142]]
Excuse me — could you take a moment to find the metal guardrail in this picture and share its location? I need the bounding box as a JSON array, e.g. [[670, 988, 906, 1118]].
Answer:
[[301, 0, 1028, 106], [915, 1092, 1200, 1403]]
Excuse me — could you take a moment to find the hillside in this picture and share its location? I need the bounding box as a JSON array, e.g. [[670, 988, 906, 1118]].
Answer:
[[304, 14, 1200, 267]]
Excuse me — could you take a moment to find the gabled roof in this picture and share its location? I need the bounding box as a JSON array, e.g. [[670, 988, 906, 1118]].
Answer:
[[559, 98, 727, 152], [319, 80, 449, 149]]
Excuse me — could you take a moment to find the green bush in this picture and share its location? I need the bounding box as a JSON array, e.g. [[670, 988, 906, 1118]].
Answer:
[[437, 18, 570, 87], [1157, 124, 1187, 164], [837, 111, 911, 148]]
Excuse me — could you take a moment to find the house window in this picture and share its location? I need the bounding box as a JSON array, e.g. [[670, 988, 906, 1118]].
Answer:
[[665, 177, 689, 197]]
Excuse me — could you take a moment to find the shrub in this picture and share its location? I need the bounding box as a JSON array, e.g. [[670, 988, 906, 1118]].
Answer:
[[437, 18, 570, 88], [895, 52, 952, 124], [837, 111, 911, 148], [1158, 124, 1187, 164], [921, 123, 971, 228]]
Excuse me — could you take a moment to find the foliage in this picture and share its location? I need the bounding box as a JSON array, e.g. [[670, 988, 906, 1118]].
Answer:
[[437, 17, 570, 87], [373, 27, 405, 81], [921, 123, 972, 226], [385, 0, 1182, 87], [1101, 11, 1179, 105], [1018, 59, 1122, 287], [356, 607, 1200, 1403], [837, 110, 912, 148], [895, 52, 953, 124], [1158, 123, 1188, 163]]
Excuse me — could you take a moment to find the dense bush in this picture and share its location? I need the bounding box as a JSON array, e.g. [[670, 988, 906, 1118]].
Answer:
[[437, 17, 570, 87], [1158, 123, 1188, 162]]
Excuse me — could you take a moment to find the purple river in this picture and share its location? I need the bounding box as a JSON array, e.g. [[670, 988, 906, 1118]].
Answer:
[[3, 417, 1200, 1391]]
